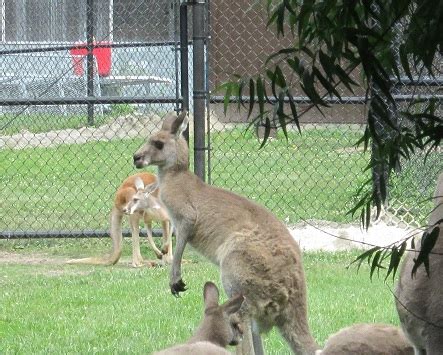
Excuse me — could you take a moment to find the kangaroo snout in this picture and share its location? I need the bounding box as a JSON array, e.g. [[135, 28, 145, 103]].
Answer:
[[133, 153, 144, 168], [229, 339, 240, 346]]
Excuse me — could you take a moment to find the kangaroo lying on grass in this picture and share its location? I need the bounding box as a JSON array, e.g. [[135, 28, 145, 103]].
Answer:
[[395, 172, 443, 354], [67, 172, 173, 267], [154, 281, 244, 355], [317, 323, 413, 355], [134, 111, 318, 354]]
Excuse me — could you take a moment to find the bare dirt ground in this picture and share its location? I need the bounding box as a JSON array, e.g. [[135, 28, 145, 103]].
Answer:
[[0, 219, 415, 267], [0, 251, 68, 265], [0, 112, 231, 150], [0, 113, 162, 149], [290, 219, 415, 252]]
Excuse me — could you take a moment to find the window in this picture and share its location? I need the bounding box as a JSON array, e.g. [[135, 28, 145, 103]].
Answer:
[[3, 0, 110, 42], [1, 0, 174, 43]]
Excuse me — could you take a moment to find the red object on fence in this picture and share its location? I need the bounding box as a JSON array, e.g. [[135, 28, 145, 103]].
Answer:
[[70, 41, 112, 77]]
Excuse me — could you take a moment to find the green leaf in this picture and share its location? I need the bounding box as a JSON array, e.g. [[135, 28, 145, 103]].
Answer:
[[277, 91, 288, 139], [385, 241, 406, 281], [287, 91, 301, 133], [248, 78, 255, 119], [365, 201, 371, 230], [274, 65, 286, 89], [412, 226, 440, 277], [276, 2, 285, 36], [334, 64, 358, 93], [399, 44, 413, 81], [223, 83, 232, 116], [370, 249, 384, 280], [313, 67, 341, 101], [266, 47, 298, 65], [237, 79, 245, 110], [260, 116, 272, 149], [350, 246, 381, 272], [256, 76, 265, 114], [348, 192, 370, 216]]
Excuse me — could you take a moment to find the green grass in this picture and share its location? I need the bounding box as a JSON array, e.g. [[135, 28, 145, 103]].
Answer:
[[210, 126, 370, 223], [0, 241, 401, 354], [0, 126, 371, 234], [1, 122, 439, 234]]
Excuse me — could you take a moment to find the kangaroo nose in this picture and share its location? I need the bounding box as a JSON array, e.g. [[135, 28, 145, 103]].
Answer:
[[133, 154, 143, 167]]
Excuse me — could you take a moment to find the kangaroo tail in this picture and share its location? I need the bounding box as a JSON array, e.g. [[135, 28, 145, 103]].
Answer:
[[66, 256, 117, 265], [66, 207, 123, 266]]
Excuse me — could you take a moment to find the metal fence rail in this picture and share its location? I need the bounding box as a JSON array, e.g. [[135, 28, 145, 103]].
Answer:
[[1, 0, 442, 241], [0, 0, 191, 239], [206, 0, 443, 229]]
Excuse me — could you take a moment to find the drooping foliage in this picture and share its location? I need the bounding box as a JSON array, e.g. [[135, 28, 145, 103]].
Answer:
[[221, 0, 443, 276]]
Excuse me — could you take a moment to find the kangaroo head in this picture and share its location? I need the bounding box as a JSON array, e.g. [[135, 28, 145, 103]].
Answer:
[[192, 281, 244, 347], [133, 111, 189, 170], [122, 178, 160, 215]]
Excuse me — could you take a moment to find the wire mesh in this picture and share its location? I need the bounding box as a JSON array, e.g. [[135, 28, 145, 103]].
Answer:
[[207, 0, 443, 229], [0, 0, 186, 238], [1, 0, 442, 241]]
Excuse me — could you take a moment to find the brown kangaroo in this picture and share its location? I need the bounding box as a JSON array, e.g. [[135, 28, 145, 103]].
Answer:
[[395, 172, 443, 354], [317, 323, 413, 355], [67, 172, 173, 267], [133, 111, 318, 354], [154, 281, 244, 355]]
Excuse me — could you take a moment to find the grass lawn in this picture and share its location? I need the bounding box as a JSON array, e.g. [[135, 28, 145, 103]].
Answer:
[[1, 125, 373, 234], [2, 120, 438, 236], [0, 239, 401, 354]]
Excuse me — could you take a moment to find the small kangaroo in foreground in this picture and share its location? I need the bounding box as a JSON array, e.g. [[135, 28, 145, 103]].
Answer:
[[154, 281, 244, 355], [134, 111, 319, 354], [317, 323, 413, 355], [67, 172, 173, 267], [395, 172, 443, 354]]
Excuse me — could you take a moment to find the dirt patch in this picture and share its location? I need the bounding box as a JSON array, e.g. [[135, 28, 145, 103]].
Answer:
[[0, 251, 69, 265], [289, 219, 415, 252], [0, 113, 163, 150], [0, 112, 232, 150]]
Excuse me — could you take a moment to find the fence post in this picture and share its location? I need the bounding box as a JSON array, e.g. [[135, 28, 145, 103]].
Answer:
[[191, 0, 206, 181], [180, 1, 190, 142], [86, 0, 95, 126]]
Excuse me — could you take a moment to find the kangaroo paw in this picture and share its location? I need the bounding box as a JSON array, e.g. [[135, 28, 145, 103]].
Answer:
[[161, 244, 170, 255], [171, 279, 187, 297], [155, 252, 163, 260]]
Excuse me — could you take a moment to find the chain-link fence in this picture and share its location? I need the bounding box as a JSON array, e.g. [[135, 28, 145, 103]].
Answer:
[[0, 0, 190, 238], [1, 0, 442, 241], [207, 0, 443, 229]]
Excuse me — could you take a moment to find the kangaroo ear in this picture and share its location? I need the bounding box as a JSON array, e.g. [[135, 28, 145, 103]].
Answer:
[[223, 294, 244, 315], [143, 182, 158, 194], [134, 177, 145, 191], [170, 110, 188, 137], [203, 281, 220, 309]]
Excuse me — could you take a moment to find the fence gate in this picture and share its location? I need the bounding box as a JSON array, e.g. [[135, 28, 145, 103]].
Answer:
[[0, 0, 193, 239]]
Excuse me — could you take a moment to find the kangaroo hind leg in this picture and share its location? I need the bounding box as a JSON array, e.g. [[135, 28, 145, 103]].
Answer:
[[129, 213, 144, 267], [143, 214, 163, 259]]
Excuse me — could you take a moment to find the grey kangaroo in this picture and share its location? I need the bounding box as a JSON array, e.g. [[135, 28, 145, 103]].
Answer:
[[317, 323, 413, 355], [154, 281, 244, 355], [395, 172, 443, 354], [133, 111, 318, 354]]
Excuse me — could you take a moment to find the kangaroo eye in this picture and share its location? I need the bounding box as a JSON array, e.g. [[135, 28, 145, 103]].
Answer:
[[153, 141, 164, 150]]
